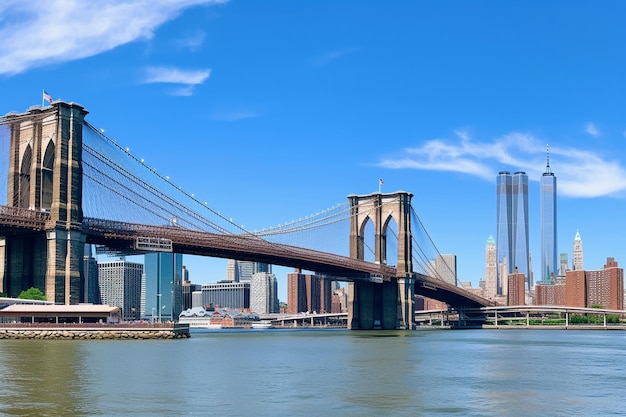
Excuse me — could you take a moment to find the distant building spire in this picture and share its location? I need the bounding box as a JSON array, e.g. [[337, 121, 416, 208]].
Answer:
[[545, 144, 551, 174], [573, 229, 583, 271]]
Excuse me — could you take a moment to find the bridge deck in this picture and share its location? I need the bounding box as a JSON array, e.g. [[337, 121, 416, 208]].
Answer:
[[0, 207, 494, 307]]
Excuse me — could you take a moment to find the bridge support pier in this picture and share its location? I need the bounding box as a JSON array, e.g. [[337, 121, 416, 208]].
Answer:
[[46, 228, 85, 304], [3, 236, 47, 297], [396, 276, 414, 330], [348, 281, 397, 330], [348, 277, 414, 330]]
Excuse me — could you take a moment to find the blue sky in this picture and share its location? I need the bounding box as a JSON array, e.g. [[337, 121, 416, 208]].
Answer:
[[2, 1, 626, 301]]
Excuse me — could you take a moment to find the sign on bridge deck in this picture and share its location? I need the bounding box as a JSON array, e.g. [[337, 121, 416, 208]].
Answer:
[[134, 237, 173, 252]]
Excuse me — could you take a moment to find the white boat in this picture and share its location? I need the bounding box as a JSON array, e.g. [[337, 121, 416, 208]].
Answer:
[[251, 320, 273, 329]]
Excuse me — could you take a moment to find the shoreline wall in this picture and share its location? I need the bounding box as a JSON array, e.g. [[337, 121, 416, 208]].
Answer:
[[0, 327, 190, 340]]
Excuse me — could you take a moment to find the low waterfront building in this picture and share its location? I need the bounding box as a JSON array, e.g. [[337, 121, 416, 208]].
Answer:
[[178, 307, 221, 329], [208, 308, 258, 328], [0, 304, 120, 324]]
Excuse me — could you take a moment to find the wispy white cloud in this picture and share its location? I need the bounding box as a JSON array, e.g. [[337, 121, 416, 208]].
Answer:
[[171, 85, 196, 97], [174, 31, 206, 51], [211, 111, 259, 122], [377, 132, 626, 198], [585, 122, 600, 137], [313, 47, 359, 66], [143, 66, 211, 85], [0, 0, 227, 76], [142, 66, 211, 96]]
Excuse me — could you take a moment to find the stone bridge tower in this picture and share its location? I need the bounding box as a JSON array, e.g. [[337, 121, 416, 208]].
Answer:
[[2, 102, 88, 303], [347, 191, 414, 330]]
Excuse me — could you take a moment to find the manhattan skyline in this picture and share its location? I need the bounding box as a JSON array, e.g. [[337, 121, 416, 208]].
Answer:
[[2, 1, 626, 301]]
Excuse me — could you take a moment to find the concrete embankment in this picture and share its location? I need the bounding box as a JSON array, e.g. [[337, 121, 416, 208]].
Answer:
[[0, 325, 190, 340], [482, 324, 626, 330]]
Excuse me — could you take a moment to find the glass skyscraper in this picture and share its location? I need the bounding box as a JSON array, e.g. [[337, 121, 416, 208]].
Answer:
[[144, 253, 184, 322], [496, 171, 530, 293], [540, 147, 557, 281], [512, 171, 531, 291]]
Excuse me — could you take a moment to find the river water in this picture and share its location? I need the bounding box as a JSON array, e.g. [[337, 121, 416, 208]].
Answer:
[[0, 329, 624, 416]]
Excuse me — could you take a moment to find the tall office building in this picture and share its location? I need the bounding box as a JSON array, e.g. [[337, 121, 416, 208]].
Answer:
[[559, 253, 569, 277], [507, 267, 526, 306], [496, 171, 531, 293], [144, 253, 184, 322], [434, 254, 457, 286], [484, 235, 497, 300], [238, 261, 255, 281], [540, 146, 558, 282], [496, 171, 512, 295], [250, 272, 279, 314], [585, 258, 623, 310], [83, 244, 100, 304], [573, 230, 583, 271], [565, 258, 623, 310], [512, 171, 531, 290], [226, 259, 238, 281], [227, 260, 272, 282], [182, 279, 202, 311], [201, 281, 250, 310], [98, 259, 143, 321], [287, 269, 333, 314]]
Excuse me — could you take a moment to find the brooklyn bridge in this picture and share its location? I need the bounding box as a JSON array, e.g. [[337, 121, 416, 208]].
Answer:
[[0, 101, 493, 330]]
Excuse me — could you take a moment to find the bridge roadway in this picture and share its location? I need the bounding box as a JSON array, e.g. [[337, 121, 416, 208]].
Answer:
[[0, 206, 492, 308]]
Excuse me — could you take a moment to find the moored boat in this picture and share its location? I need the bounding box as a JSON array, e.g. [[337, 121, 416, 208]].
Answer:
[[250, 320, 273, 329]]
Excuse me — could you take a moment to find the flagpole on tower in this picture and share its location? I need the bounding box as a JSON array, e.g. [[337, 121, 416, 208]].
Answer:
[[378, 178, 383, 193], [41, 89, 44, 108]]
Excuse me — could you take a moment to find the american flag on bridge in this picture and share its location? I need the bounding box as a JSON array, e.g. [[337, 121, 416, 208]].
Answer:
[[43, 90, 53, 104]]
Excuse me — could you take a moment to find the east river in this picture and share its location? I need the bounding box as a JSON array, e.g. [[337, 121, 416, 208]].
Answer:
[[0, 329, 624, 416]]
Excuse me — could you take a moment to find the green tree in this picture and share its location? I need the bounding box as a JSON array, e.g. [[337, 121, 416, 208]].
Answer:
[[0, 292, 7, 298], [17, 287, 46, 301]]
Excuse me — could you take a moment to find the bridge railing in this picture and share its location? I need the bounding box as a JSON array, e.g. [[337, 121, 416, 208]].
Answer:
[[0, 205, 50, 229], [83, 217, 399, 279]]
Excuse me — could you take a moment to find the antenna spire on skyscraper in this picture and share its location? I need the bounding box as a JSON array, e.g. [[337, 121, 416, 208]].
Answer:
[[545, 144, 551, 174]]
